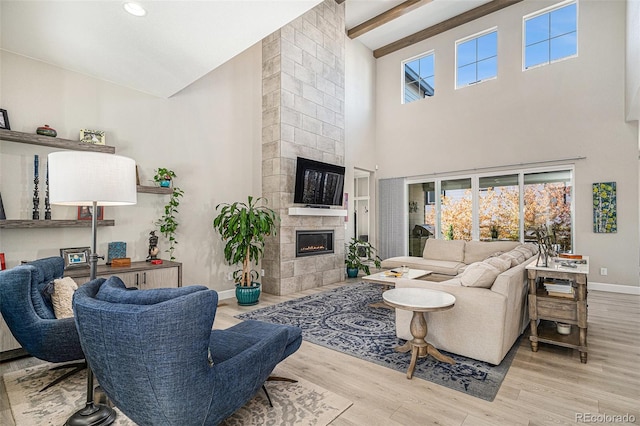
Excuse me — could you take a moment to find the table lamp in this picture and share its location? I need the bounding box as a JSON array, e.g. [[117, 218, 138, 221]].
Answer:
[[48, 151, 137, 426]]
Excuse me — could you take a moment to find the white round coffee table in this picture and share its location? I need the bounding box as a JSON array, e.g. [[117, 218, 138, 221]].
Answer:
[[383, 287, 456, 379]]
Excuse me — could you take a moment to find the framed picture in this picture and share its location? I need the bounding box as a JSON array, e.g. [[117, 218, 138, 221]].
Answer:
[[0, 109, 10, 130], [77, 206, 104, 220], [79, 129, 105, 145], [593, 182, 617, 233], [60, 247, 90, 269]]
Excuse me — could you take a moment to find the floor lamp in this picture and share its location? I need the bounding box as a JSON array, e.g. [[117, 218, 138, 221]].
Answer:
[[48, 151, 137, 426]]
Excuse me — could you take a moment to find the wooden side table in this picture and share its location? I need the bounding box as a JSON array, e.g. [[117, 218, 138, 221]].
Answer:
[[383, 287, 456, 379], [526, 257, 589, 363]]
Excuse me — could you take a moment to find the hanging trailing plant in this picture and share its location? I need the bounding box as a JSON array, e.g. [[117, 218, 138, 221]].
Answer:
[[153, 168, 184, 260]]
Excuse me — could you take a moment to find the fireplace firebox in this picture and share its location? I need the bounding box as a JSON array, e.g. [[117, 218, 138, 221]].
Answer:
[[296, 230, 334, 257]]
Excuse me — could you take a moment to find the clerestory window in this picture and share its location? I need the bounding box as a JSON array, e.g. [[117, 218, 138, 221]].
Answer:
[[402, 52, 435, 104], [456, 28, 497, 89], [524, 1, 577, 70]]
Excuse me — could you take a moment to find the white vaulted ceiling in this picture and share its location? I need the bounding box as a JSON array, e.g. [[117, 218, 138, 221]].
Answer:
[[1, 0, 496, 99]]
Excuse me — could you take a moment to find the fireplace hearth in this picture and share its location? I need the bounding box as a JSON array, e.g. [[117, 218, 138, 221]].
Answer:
[[296, 230, 334, 257]]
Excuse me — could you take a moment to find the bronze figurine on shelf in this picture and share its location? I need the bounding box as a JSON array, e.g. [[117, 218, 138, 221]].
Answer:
[[146, 231, 159, 262], [32, 155, 40, 220]]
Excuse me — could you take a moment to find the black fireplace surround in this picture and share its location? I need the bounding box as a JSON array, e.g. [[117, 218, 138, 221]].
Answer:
[[296, 230, 334, 257]]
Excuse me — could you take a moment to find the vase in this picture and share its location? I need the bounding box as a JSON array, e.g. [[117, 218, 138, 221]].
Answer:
[[159, 179, 171, 188], [36, 125, 57, 137], [346, 267, 359, 278], [235, 282, 261, 306]]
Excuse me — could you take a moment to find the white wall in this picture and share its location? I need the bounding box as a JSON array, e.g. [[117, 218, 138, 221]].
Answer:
[[627, 0, 640, 121], [0, 43, 263, 291], [344, 37, 378, 247], [374, 0, 639, 288]]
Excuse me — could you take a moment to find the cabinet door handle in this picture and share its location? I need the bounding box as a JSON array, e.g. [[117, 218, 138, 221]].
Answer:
[[143, 272, 147, 285], [135, 273, 139, 286]]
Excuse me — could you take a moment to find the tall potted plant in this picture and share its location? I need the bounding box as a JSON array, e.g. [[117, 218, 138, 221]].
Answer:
[[213, 196, 278, 305], [345, 237, 381, 278], [153, 168, 184, 261]]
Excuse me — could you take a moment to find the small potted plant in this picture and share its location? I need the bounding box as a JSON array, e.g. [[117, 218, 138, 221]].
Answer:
[[154, 167, 175, 188], [213, 196, 279, 305], [345, 237, 381, 278], [153, 168, 184, 260]]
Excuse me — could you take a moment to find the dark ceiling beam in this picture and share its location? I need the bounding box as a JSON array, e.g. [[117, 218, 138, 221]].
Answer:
[[335, 0, 347, 4], [347, 0, 431, 39], [373, 0, 523, 58]]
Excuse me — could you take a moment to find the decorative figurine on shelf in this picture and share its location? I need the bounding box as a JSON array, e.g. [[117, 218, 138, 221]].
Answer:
[[44, 160, 51, 220], [146, 231, 159, 262], [36, 124, 57, 137], [32, 155, 40, 220]]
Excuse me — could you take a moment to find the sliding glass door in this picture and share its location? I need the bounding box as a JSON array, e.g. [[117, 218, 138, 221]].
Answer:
[[406, 166, 573, 251]]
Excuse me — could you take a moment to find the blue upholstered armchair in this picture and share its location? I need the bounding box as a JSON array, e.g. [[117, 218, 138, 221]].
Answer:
[[72, 276, 302, 426], [0, 256, 85, 389]]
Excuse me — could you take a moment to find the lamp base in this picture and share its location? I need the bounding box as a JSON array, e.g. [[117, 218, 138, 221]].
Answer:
[[65, 402, 116, 426]]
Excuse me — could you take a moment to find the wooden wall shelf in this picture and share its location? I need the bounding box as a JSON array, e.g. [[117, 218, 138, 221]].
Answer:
[[137, 185, 172, 194], [0, 128, 116, 153], [0, 220, 115, 229]]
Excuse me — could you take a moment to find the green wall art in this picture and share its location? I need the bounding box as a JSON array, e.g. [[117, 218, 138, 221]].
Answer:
[[592, 182, 617, 233]]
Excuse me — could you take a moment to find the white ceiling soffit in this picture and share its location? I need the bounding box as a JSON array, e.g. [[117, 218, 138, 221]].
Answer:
[[345, 0, 493, 52], [1, 1, 323, 99]]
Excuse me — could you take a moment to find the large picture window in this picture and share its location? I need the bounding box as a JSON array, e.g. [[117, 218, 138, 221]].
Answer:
[[407, 167, 573, 251], [524, 1, 577, 69]]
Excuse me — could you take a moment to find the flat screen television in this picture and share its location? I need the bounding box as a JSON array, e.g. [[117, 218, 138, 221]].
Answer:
[[293, 157, 345, 207]]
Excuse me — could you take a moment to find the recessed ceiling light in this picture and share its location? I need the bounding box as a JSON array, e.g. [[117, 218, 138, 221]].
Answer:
[[123, 2, 146, 17]]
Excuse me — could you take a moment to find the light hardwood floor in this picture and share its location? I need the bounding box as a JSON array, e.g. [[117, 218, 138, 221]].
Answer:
[[1, 283, 638, 425]]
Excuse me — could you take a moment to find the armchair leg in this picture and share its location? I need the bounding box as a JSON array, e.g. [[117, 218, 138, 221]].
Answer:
[[41, 362, 87, 392], [262, 375, 299, 408]]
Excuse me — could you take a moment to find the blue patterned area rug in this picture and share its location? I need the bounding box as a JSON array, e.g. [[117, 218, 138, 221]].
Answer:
[[236, 282, 520, 402]]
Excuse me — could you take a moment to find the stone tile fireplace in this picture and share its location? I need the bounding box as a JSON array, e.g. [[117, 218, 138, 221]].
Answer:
[[261, 0, 346, 295]]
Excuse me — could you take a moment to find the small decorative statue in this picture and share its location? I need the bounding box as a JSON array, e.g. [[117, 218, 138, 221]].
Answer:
[[146, 231, 159, 262]]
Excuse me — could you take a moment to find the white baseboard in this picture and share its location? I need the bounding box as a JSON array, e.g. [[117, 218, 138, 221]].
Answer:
[[217, 289, 236, 300], [588, 281, 640, 295]]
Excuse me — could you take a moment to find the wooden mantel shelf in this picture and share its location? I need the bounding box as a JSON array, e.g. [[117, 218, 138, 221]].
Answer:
[[0, 220, 115, 229], [0, 128, 116, 153]]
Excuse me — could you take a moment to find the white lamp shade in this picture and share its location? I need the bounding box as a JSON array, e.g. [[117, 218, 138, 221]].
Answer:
[[48, 151, 137, 206]]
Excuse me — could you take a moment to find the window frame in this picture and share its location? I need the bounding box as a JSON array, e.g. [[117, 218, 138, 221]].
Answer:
[[522, 0, 578, 71], [406, 164, 575, 247], [454, 27, 498, 90], [401, 50, 435, 105]]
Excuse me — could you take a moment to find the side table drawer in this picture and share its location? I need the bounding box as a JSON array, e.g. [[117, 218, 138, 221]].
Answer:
[[537, 297, 577, 322]]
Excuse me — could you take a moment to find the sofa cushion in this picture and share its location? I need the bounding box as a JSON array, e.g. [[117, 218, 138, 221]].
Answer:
[[423, 239, 466, 262], [381, 256, 465, 276], [460, 262, 501, 288], [463, 241, 520, 264], [484, 256, 511, 272]]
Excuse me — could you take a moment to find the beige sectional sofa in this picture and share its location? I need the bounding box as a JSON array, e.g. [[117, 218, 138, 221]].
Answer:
[[382, 239, 538, 365]]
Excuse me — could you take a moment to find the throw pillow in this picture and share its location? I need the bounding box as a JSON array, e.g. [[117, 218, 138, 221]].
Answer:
[[460, 262, 501, 288], [499, 250, 524, 267], [523, 242, 539, 255], [484, 256, 511, 272], [51, 277, 78, 319], [514, 245, 534, 259]]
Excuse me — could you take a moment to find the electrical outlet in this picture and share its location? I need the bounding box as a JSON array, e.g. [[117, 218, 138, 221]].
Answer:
[[600, 267, 608, 276], [261, 269, 265, 277], [227, 272, 234, 281]]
